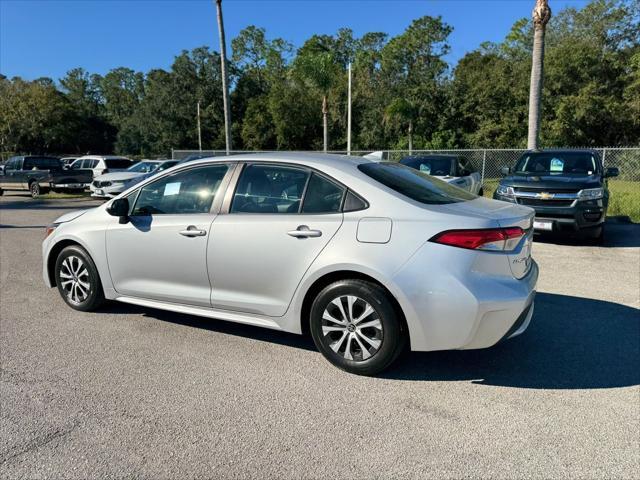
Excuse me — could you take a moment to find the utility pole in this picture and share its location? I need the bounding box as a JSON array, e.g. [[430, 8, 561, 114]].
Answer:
[[215, 0, 232, 154], [347, 62, 352, 155], [197, 101, 202, 151]]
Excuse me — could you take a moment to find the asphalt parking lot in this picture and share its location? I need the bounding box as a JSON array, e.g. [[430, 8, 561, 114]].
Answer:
[[1, 194, 639, 479]]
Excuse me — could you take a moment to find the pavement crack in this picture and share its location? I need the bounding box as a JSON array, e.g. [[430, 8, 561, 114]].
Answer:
[[0, 423, 77, 464]]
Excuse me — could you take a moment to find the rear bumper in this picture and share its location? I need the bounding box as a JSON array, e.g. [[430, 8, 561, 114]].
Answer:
[[52, 182, 90, 189]]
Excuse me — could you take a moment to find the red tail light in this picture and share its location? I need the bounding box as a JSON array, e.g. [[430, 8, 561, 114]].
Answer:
[[430, 227, 525, 252]]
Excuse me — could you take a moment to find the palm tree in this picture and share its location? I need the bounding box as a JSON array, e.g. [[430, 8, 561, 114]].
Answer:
[[384, 98, 417, 154], [215, 0, 232, 154], [294, 52, 339, 152], [527, 0, 552, 150]]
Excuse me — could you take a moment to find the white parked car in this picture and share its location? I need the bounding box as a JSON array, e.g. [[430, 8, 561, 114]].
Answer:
[[400, 154, 484, 195], [90, 160, 178, 198], [68, 155, 133, 178], [42, 153, 537, 375]]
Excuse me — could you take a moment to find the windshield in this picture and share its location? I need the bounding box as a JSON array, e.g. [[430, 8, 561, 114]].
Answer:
[[358, 162, 476, 205], [514, 152, 598, 175], [105, 159, 132, 169], [127, 161, 159, 173], [400, 156, 453, 176]]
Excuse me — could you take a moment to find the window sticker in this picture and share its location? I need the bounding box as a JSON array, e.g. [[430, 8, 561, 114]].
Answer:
[[164, 182, 181, 196], [419, 164, 431, 174], [550, 158, 564, 172]]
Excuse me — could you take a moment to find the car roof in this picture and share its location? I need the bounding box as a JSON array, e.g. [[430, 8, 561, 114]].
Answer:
[[183, 152, 371, 173], [401, 154, 459, 160], [76, 155, 131, 160], [525, 149, 597, 154]]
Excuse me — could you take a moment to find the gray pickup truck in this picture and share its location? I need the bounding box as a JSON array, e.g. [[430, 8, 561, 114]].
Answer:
[[0, 156, 93, 198]]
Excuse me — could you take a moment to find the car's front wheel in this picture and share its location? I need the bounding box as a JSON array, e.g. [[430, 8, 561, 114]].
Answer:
[[54, 245, 105, 311], [309, 279, 405, 376]]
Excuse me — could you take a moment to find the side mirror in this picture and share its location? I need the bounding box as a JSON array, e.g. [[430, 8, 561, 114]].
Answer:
[[107, 198, 129, 224], [604, 167, 619, 178], [63, 164, 70, 170], [0, 165, 5, 175], [500, 166, 511, 176]]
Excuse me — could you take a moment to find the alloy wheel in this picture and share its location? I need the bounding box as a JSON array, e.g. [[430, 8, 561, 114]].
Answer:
[[59, 255, 91, 305], [321, 295, 383, 361]]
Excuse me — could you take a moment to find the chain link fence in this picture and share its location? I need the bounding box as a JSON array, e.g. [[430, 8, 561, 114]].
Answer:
[[173, 147, 639, 221]]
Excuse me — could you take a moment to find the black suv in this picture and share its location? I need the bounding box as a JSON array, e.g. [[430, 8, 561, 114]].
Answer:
[[493, 149, 619, 242]]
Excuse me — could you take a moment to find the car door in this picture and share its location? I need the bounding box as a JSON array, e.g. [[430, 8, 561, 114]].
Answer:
[[451, 157, 478, 193], [9, 158, 25, 189], [208, 163, 345, 317], [0, 158, 20, 189], [105, 163, 233, 306]]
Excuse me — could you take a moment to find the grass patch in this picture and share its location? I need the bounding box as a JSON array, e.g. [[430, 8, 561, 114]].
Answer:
[[481, 178, 639, 222], [41, 191, 92, 200]]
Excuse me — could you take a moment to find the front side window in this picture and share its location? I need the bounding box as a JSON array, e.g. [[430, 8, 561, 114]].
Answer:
[[231, 164, 309, 214], [301, 173, 345, 213], [70, 160, 82, 170], [132, 164, 229, 215], [5, 158, 20, 171], [359, 162, 476, 205]]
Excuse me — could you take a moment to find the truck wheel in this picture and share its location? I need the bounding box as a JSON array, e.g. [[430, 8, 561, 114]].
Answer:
[[29, 182, 41, 198], [478, 187, 484, 197]]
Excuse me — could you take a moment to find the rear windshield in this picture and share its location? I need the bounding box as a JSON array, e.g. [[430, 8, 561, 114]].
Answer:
[[358, 162, 476, 205], [105, 159, 132, 169], [400, 156, 453, 176], [515, 152, 599, 175], [23, 157, 61, 170]]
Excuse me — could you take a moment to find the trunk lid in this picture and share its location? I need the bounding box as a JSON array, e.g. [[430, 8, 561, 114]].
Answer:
[[438, 197, 535, 279]]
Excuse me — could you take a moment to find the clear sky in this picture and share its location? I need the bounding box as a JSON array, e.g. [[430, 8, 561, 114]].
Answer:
[[1, 0, 590, 81]]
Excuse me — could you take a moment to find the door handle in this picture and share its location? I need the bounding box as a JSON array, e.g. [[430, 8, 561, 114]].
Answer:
[[287, 225, 322, 238], [179, 226, 207, 237]]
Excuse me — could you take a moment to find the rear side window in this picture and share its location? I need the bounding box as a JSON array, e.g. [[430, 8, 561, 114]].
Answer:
[[301, 173, 345, 214], [105, 159, 132, 169], [231, 164, 309, 214], [358, 162, 476, 205]]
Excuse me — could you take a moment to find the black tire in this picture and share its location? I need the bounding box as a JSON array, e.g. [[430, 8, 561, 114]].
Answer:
[[54, 245, 105, 311], [309, 279, 405, 376], [478, 187, 484, 197], [29, 181, 41, 198], [587, 225, 605, 246], [0, 187, 4, 196]]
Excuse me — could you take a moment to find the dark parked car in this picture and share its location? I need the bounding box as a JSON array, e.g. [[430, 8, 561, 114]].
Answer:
[[0, 156, 93, 198], [493, 149, 619, 242]]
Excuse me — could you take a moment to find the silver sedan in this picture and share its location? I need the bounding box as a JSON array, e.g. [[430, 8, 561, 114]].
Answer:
[[42, 153, 538, 375]]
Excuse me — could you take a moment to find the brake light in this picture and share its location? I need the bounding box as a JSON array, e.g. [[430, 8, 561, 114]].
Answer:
[[429, 227, 525, 252]]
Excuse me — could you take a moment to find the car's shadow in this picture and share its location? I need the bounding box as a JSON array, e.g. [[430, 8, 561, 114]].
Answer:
[[534, 220, 640, 248], [102, 292, 639, 389]]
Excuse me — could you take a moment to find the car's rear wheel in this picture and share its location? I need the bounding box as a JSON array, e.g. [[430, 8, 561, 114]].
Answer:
[[30, 181, 41, 198], [55, 245, 105, 311], [309, 279, 405, 376]]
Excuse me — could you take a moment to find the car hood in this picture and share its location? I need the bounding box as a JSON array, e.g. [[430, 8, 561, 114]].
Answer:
[[500, 173, 602, 190], [94, 172, 142, 182], [54, 209, 90, 224]]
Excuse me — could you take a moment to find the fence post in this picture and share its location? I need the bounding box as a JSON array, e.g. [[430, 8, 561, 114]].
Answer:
[[602, 147, 606, 167], [481, 149, 486, 185]]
